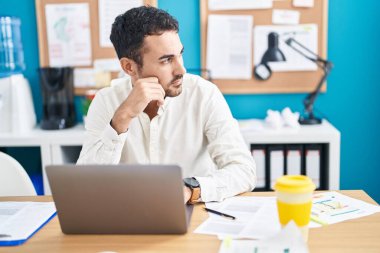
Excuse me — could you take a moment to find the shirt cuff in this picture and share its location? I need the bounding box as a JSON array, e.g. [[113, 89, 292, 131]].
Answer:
[[195, 176, 218, 202], [100, 123, 128, 148]]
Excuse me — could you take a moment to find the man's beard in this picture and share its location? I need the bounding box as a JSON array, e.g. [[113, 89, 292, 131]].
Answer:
[[136, 65, 184, 97], [165, 74, 184, 97]]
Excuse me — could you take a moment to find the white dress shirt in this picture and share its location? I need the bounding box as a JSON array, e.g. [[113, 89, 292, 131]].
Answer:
[[77, 74, 256, 202]]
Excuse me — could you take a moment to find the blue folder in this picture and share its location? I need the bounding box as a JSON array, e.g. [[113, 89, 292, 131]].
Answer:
[[0, 205, 56, 247]]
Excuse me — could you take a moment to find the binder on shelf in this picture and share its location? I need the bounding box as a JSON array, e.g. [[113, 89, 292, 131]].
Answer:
[[268, 145, 285, 189], [285, 145, 303, 176], [251, 145, 266, 189], [305, 144, 322, 189]]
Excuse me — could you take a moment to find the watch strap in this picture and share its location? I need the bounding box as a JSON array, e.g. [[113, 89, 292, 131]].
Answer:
[[188, 186, 201, 204]]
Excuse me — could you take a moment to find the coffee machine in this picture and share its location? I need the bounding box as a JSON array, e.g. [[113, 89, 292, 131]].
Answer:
[[38, 67, 76, 130]]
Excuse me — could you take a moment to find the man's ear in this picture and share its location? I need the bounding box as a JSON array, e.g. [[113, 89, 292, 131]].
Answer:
[[120, 58, 138, 77]]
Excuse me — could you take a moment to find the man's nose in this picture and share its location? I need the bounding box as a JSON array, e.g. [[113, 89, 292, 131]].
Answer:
[[173, 57, 186, 76]]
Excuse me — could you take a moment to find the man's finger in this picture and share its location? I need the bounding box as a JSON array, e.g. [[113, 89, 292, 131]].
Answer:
[[147, 91, 165, 104], [140, 83, 164, 96], [140, 77, 159, 83]]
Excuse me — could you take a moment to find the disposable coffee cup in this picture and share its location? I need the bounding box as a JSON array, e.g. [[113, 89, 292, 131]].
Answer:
[[274, 175, 316, 242]]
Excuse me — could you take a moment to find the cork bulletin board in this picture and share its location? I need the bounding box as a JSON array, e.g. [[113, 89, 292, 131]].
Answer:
[[200, 0, 329, 94], [35, 0, 157, 95]]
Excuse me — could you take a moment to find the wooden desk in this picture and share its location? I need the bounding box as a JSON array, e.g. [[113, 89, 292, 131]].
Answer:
[[1, 190, 379, 253]]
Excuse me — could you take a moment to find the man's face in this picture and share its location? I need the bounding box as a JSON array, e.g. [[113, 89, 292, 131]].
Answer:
[[136, 31, 186, 97]]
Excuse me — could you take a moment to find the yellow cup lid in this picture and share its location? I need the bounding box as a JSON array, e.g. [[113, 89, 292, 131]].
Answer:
[[274, 175, 316, 193]]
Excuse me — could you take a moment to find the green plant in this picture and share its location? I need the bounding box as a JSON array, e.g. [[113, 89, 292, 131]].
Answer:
[[81, 90, 97, 116]]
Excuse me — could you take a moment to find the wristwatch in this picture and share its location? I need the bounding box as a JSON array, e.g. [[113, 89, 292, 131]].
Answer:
[[183, 177, 201, 204]]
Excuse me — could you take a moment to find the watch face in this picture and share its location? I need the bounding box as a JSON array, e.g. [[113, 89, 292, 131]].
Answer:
[[184, 177, 200, 188]]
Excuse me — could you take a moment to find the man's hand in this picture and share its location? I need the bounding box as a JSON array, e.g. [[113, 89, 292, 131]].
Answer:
[[111, 77, 165, 134], [184, 186, 191, 204]]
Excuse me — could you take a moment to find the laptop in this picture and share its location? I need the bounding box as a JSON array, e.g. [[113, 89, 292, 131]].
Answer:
[[46, 164, 193, 234]]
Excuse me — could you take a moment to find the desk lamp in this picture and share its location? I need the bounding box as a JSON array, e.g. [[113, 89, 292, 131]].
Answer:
[[285, 38, 333, 125], [254, 32, 286, 80]]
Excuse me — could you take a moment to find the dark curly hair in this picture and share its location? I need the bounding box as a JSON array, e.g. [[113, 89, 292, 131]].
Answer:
[[110, 6, 179, 68]]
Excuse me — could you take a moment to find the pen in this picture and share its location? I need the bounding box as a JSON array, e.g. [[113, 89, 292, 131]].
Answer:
[[0, 234, 11, 238], [204, 207, 236, 220]]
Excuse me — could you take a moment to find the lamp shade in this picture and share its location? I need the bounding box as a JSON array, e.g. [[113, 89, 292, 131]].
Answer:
[[262, 32, 286, 63]]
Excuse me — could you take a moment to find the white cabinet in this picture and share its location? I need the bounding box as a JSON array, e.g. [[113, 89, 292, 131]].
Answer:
[[240, 120, 340, 190], [0, 120, 340, 195], [0, 124, 85, 194]]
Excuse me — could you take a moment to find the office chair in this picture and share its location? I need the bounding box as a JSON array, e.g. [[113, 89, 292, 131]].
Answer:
[[0, 151, 37, 196]]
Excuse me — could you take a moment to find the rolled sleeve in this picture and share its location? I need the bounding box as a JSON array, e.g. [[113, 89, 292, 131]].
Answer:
[[195, 176, 218, 202], [100, 123, 128, 148]]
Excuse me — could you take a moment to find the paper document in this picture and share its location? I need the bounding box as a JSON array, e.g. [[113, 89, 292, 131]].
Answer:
[[207, 15, 253, 79], [94, 58, 122, 72], [74, 68, 96, 87], [99, 0, 143, 47], [0, 202, 56, 246], [293, 0, 314, 8], [254, 24, 318, 72], [219, 221, 309, 253], [209, 0, 272, 10], [310, 192, 380, 227], [272, 9, 300, 25], [195, 192, 380, 240], [238, 200, 281, 239], [45, 3, 92, 67], [194, 196, 281, 239]]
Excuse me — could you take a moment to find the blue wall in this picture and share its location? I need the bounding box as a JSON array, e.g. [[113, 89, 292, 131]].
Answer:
[[158, 1, 380, 202], [1, 1, 379, 202], [1, 0, 42, 116]]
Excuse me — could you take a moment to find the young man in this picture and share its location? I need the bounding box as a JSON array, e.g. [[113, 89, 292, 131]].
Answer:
[[77, 6, 256, 203]]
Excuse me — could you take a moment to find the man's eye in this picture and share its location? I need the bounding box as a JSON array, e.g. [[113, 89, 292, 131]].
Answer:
[[161, 58, 172, 64]]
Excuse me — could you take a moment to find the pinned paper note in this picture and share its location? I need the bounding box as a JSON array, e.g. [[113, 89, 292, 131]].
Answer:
[[74, 68, 96, 87], [74, 68, 111, 88], [98, 0, 143, 47], [293, 0, 314, 8], [95, 71, 111, 87], [94, 58, 121, 72], [45, 3, 92, 67], [254, 24, 318, 72], [272, 9, 300, 25], [209, 0, 272, 10], [207, 15, 253, 79]]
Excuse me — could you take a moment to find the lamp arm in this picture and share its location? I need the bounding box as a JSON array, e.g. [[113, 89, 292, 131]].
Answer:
[[303, 61, 333, 115], [284, 37, 333, 123]]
